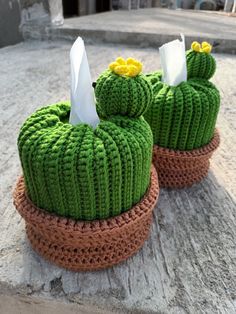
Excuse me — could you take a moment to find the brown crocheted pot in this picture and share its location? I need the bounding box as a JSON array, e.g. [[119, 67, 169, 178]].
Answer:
[[152, 129, 220, 189], [13, 165, 159, 271]]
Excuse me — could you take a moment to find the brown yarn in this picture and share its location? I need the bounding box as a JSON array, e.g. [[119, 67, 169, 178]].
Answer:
[[152, 129, 220, 188], [13, 165, 159, 271]]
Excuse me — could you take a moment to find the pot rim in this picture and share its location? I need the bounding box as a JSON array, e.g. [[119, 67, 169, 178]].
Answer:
[[153, 129, 220, 160], [13, 165, 159, 237]]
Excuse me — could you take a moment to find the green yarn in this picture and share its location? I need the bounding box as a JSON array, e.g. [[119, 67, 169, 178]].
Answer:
[[186, 50, 216, 80], [18, 101, 153, 221], [143, 75, 220, 150], [95, 70, 153, 118], [145, 71, 163, 94], [144, 46, 219, 150]]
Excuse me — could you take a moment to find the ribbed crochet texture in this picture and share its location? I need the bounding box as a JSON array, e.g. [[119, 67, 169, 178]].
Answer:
[[152, 129, 220, 188], [186, 50, 216, 80], [144, 54, 220, 150], [18, 101, 153, 221], [95, 70, 153, 118], [13, 165, 159, 271]]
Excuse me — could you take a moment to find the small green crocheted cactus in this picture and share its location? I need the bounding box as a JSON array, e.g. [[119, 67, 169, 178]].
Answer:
[[18, 58, 153, 221], [186, 41, 216, 80], [95, 57, 153, 118], [144, 42, 220, 151]]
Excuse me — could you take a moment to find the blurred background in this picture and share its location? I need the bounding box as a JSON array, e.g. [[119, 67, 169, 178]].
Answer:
[[0, 0, 235, 48]]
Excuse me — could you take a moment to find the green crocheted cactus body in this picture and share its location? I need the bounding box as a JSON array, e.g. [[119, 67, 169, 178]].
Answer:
[[186, 50, 216, 80], [145, 71, 163, 93], [18, 101, 153, 221], [95, 70, 153, 118], [144, 75, 220, 150]]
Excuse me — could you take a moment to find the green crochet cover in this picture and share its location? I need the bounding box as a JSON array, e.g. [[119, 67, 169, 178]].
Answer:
[[186, 41, 216, 80], [186, 50, 216, 80], [95, 70, 153, 118], [18, 62, 153, 221], [144, 44, 220, 151]]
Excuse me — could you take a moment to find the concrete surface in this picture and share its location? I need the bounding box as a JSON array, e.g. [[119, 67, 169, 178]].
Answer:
[[0, 295, 111, 314], [0, 41, 236, 314], [49, 8, 236, 53]]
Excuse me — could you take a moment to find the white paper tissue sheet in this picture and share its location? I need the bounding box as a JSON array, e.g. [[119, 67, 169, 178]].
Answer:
[[69, 37, 100, 128], [159, 34, 187, 86]]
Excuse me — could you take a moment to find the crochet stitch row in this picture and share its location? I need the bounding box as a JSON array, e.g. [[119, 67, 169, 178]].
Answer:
[[144, 76, 220, 150], [18, 102, 153, 220], [186, 49, 216, 80], [95, 70, 153, 118]]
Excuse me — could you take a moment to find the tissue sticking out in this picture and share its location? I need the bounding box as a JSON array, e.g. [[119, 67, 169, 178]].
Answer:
[[159, 34, 187, 87], [191, 41, 212, 54], [69, 37, 100, 128], [109, 57, 143, 77]]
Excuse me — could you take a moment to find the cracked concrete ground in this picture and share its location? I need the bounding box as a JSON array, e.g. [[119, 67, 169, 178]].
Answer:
[[0, 41, 236, 313]]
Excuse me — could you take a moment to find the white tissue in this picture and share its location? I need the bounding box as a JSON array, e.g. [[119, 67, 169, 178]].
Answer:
[[159, 34, 187, 86], [69, 37, 100, 128]]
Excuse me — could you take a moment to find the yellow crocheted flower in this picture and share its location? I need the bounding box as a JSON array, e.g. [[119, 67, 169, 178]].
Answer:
[[191, 41, 212, 54], [109, 57, 142, 77]]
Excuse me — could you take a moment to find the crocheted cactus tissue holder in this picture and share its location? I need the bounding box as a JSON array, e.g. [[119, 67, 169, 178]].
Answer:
[[144, 40, 220, 189], [13, 38, 159, 271]]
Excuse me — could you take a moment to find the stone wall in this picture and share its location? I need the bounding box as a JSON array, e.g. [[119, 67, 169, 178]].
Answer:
[[20, 0, 51, 40], [114, 0, 158, 9], [0, 0, 164, 46], [0, 0, 23, 48]]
